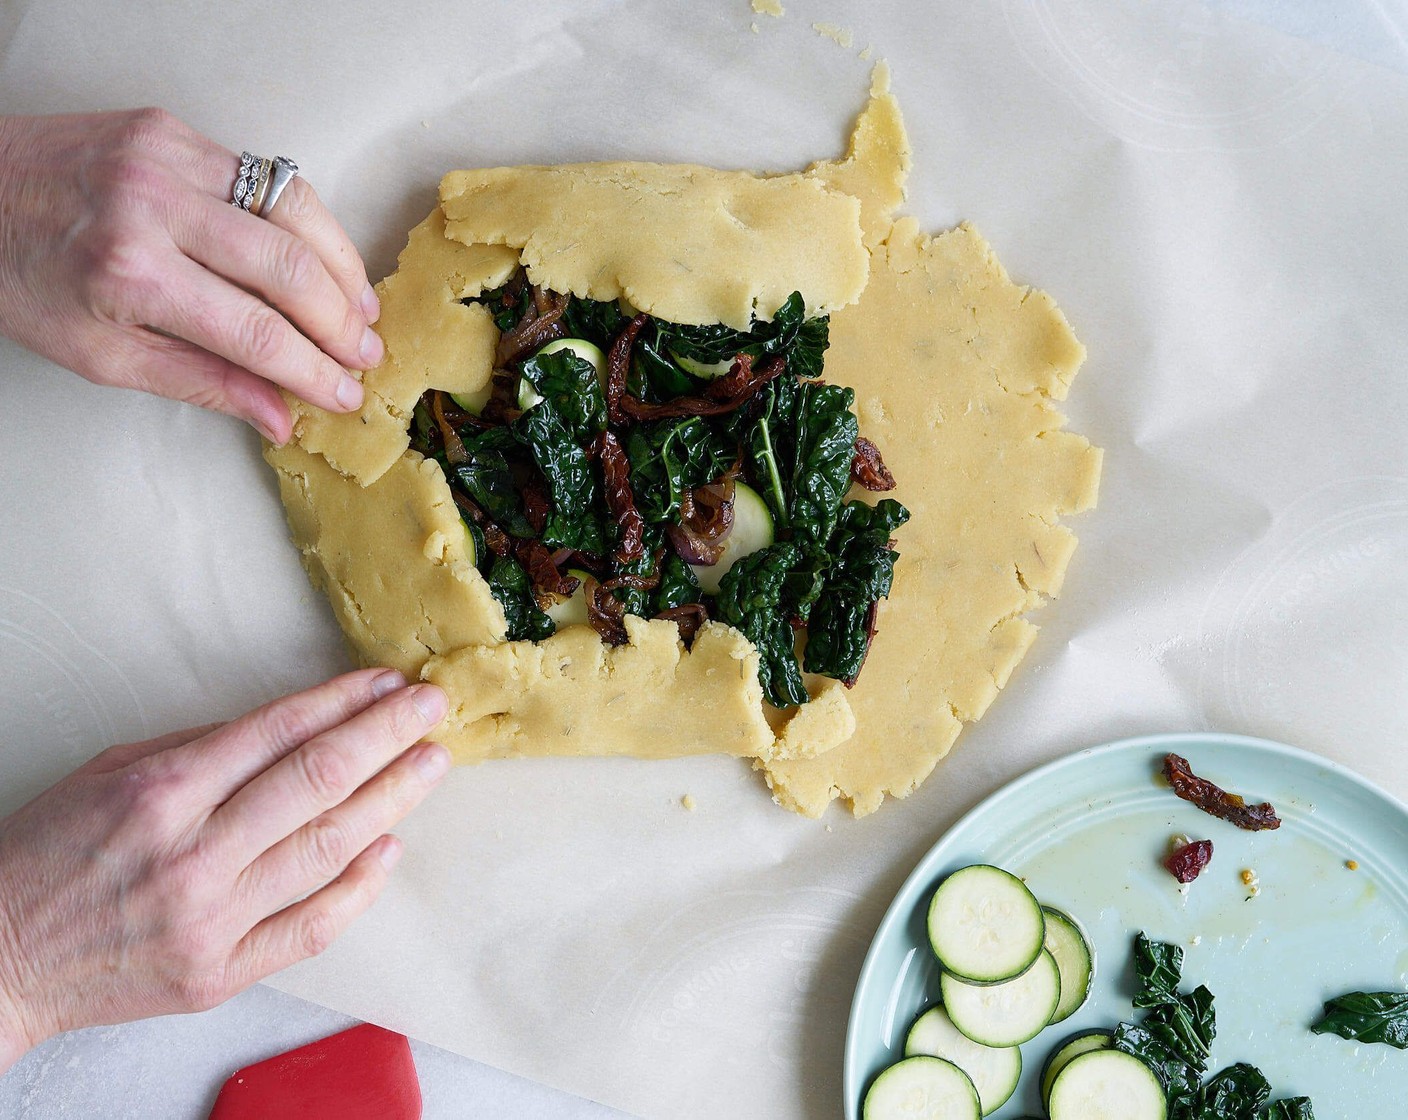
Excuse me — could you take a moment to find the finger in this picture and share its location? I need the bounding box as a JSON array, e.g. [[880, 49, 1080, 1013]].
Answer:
[[263, 176, 379, 323], [170, 138, 378, 323], [226, 834, 401, 987], [178, 668, 407, 798], [108, 326, 292, 442], [170, 197, 381, 372], [138, 253, 364, 413], [209, 682, 446, 861], [77, 722, 225, 777], [238, 741, 448, 915]]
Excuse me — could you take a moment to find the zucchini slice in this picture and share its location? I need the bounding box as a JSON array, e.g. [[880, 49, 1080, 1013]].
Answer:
[[1046, 1049, 1167, 1120], [904, 1006, 1020, 1116], [862, 1056, 981, 1120], [689, 481, 775, 594], [545, 568, 593, 629], [939, 949, 1062, 1048], [1040, 1029, 1113, 1108], [927, 865, 1045, 984], [1041, 906, 1095, 1024]]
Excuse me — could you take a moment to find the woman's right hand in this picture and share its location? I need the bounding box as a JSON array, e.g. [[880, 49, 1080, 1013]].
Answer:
[[0, 670, 449, 1075], [0, 108, 383, 442]]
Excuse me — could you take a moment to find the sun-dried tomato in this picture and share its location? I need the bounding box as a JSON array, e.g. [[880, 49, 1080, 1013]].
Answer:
[[1164, 838, 1214, 883], [851, 436, 896, 491], [598, 431, 646, 563], [605, 314, 649, 426], [1162, 753, 1282, 831]]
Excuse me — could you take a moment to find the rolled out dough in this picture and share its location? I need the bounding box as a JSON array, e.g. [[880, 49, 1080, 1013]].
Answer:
[[266, 67, 1101, 815]]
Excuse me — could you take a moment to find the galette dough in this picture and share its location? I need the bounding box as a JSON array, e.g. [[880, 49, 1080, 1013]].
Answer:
[[264, 69, 1102, 813], [266, 157, 872, 766], [439, 164, 869, 330]]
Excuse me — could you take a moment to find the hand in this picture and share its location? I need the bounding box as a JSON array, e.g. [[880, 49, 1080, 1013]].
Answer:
[[0, 669, 450, 1075], [0, 108, 383, 442]]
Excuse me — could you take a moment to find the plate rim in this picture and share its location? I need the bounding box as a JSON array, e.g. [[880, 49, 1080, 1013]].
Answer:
[[841, 730, 1408, 1117]]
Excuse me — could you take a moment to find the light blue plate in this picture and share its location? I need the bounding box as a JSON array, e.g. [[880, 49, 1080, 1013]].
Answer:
[[844, 733, 1408, 1118]]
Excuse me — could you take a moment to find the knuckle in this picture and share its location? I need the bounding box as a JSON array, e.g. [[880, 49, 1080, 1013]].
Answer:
[[278, 175, 319, 226], [296, 743, 351, 804], [268, 237, 319, 297], [171, 967, 229, 1013], [121, 764, 185, 832], [238, 306, 292, 367], [250, 698, 316, 749], [297, 908, 339, 959], [301, 815, 354, 879], [120, 106, 177, 149]]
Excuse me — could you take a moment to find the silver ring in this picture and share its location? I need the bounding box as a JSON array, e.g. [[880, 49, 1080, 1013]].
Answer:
[[231, 152, 299, 217]]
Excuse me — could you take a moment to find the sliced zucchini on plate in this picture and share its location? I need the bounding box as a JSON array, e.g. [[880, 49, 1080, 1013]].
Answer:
[[1046, 1049, 1166, 1120], [1040, 1029, 1113, 1108], [862, 1056, 981, 1120], [904, 1006, 1020, 1116], [1041, 905, 1094, 1024], [927, 865, 1046, 984], [939, 949, 1061, 1048]]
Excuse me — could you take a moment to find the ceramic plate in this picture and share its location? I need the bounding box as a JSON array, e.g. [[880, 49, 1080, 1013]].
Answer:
[[844, 733, 1408, 1117]]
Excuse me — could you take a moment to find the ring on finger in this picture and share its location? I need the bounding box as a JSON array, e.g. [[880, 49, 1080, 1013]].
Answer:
[[231, 151, 300, 218]]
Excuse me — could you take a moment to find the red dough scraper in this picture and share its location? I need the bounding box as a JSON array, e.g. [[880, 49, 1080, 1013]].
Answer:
[[208, 1023, 422, 1120]]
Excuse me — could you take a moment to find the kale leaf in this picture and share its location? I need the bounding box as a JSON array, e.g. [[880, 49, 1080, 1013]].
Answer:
[[729, 373, 797, 529], [657, 550, 702, 612], [625, 418, 735, 524], [447, 427, 535, 539], [1112, 1021, 1201, 1099], [1311, 990, 1408, 1049], [462, 282, 531, 333], [519, 349, 607, 442], [665, 292, 828, 379], [1175, 1063, 1270, 1120], [512, 400, 605, 554], [713, 542, 809, 708], [1264, 1098, 1316, 1120], [634, 325, 705, 401], [1133, 931, 1186, 1008], [803, 499, 909, 683], [788, 381, 859, 544], [561, 294, 626, 348], [487, 555, 555, 641]]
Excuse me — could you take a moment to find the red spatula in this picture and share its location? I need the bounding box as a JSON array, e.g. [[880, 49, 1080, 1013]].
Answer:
[[208, 1023, 422, 1120]]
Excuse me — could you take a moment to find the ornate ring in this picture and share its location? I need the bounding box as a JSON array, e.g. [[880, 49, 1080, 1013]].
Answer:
[[231, 152, 300, 218]]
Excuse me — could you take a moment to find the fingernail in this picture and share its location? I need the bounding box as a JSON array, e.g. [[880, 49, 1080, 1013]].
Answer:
[[378, 836, 403, 871], [252, 416, 283, 445], [359, 325, 384, 367], [370, 669, 406, 699], [411, 684, 447, 724], [415, 743, 452, 783], [361, 283, 381, 324], [336, 373, 364, 410]]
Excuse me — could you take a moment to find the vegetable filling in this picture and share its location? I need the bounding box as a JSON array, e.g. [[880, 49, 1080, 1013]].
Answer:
[[409, 271, 910, 707]]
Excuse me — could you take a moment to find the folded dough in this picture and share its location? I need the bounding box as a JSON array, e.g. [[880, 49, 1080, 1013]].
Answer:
[[266, 65, 1101, 815]]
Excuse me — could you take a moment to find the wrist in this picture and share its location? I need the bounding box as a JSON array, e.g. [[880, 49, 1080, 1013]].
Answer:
[[0, 876, 35, 1076]]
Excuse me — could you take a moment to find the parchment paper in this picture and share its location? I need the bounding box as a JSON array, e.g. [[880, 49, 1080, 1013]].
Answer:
[[2, 2, 1406, 1117]]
